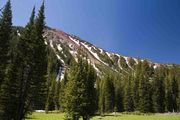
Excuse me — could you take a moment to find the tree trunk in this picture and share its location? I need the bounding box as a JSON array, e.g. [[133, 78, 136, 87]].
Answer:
[[72, 114, 79, 120], [83, 115, 89, 120]]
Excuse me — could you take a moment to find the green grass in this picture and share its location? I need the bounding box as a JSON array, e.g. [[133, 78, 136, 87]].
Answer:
[[26, 112, 180, 120]]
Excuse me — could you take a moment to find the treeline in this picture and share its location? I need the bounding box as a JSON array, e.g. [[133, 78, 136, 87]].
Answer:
[[46, 59, 180, 117], [96, 60, 180, 114], [0, 1, 47, 120]]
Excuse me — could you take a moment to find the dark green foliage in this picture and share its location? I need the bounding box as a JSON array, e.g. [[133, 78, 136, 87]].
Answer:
[[152, 67, 165, 113], [0, 58, 20, 120], [138, 60, 153, 113], [0, 1, 16, 119], [15, 8, 37, 119], [98, 79, 105, 115], [124, 75, 134, 112], [62, 53, 97, 119], [100, 74, 115, 113], [32, 2, 47, 110], [45, 46, 61, 112], [133, 60, 141, 110], [114, 75, 124, 112], [0, 2, 48, 119], [166, 68, 179, 112], [0, 0, 12, 86]]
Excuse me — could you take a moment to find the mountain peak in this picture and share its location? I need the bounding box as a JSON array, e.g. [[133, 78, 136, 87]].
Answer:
[[44, 27, 161, 75]]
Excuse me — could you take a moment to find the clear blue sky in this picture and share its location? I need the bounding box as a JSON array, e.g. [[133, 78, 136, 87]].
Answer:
[[1, 0, 180, 64]]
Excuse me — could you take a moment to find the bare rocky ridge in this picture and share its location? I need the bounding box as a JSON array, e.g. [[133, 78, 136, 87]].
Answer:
[[44, 28, 161, 77]]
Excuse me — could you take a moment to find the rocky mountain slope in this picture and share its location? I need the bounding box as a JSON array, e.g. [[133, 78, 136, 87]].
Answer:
[[43, 27, 162, 78]]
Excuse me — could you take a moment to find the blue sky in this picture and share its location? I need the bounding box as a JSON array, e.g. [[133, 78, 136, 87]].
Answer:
[[0, 0, 180, 64]]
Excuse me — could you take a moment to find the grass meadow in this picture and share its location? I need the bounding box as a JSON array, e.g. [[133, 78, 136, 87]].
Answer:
[[26, 112, 180, 120]]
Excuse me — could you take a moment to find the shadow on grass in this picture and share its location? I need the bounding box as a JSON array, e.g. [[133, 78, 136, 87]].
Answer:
[[92, 114, 121, 119], [25, 116, 38, 119]]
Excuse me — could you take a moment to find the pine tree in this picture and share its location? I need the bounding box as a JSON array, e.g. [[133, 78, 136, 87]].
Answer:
[[0, 57, 21, 120], [171, 76, 178, 112], [114, 75, 124, 112], [32, 1, 47, 110], [0, 1, 18, 119], [103, 74, 115, 113], [133, 60, 141, 110], [15, 7, 37, 120], [98, 79, 105, 115], [165, 67, 179, 112], [61, 61, 75, 113], [45, 47, 60, 113], [0, 2, 47, 119], [124, 75, 134, 112], [138, 60, 153, 113], [166, 74, 174, 112], [62, 54, 96, 120], [152, 67, 165, 113], [59, 70, 68, 111], [54, 77, 61, 111], [80, 60, 97, 120], [0, 0, 12, 87]]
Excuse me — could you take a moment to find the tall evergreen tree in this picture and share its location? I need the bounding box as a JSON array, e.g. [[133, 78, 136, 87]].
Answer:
[[103, 75, 115, 113], [152, 67, 165, 113], [166, 74, 174, 112], [133, 60, 141, 110], [62, 54, 96, 120], [98, 79, 105, 115], [32, 1, 48, 110], [0, 2, 47, 119], [166, 68, 179, 112], [15, 7, 37, 120], [171, 76, 179, 112], [45, 47, 60, 113], [0, 1, 18, 119], [124, 75, 134, 112], [0, 0, 12, 87], [80, 60, 97, 120], [0, 55, 21, 120], [114, 75, 124, 112], [138, 60, 153, 113]]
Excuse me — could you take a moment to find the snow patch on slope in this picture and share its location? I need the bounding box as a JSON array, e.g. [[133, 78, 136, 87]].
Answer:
[[81, 42, 108, 66], [56, 54, 65, 64], [134, 58, 139, 64], [99, 48, 103, 54], [17, 30, 21, 36], [118, 59, 123, 70], [50, 40, 54, 49], [44, 40, 48, 45], [57, 44, 63, 51], [48, 40, 65, 65], [69, 36, 80, 45], [69, 49, 78, 62], [106, 52, 112, 59], [124, 56, 131, 68]]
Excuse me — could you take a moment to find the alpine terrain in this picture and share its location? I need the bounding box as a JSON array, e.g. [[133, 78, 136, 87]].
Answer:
[[44, 28, 162, 79]]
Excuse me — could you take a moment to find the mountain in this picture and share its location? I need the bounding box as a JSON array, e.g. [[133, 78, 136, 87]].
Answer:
[[43, 27, 163, 78]]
